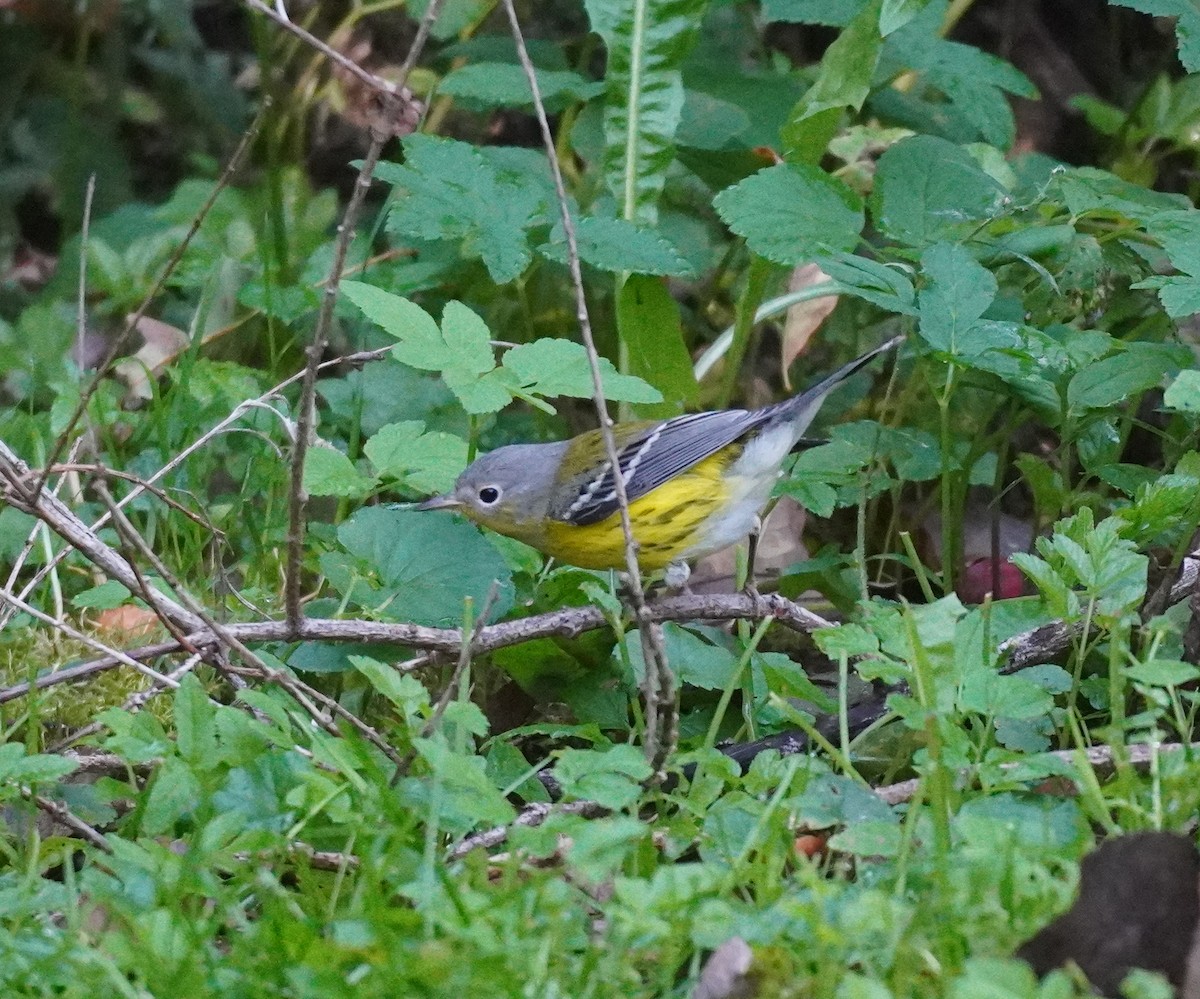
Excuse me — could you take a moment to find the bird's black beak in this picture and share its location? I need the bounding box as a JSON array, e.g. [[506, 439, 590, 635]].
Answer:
[[415, 494, 462, 511]]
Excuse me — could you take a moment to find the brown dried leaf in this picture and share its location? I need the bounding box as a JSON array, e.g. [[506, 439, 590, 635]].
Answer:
[[781, 264, 838, 390]]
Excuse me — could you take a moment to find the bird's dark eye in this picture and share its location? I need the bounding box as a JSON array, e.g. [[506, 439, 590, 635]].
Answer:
[[478, 486, 501, 505]]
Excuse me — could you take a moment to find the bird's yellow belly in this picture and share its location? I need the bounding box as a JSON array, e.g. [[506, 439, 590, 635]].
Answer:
[[542, 451, 734, 570]]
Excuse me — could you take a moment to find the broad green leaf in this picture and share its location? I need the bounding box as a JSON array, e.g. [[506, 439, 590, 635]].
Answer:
[[540, 216, 693, 276], [439, 63, 604, 111], [585, 0, 707, 227], [917, 243, 1020, 356], [303, 445, 375, 498], [781, 0, 883, 163], [142, 756, 201, 837], [880, 0, 935, 34], [343, 285, 512, 416], [340, 283, 445, 366], [816, 252, 917, 314], [502, 338, 662, 404], [554, 744, 652, 809], [72, 579, 133, 610], [328, 506, 513, 627], [1067, 343, 1181, 411], [363, 421, 468, 494], [714, 162, 864, 264], [1055, 166, 1188, 223], [871, 136, 1005, 246], [174, 674, 217, 765], [617, 274, 698, 415], [413, 738, 516, 827], [1110, 0, 1200, 72], [875, 5, 1036, 148], [1165, 369, 1200, 412], [1126, 658, 1200, 687], [376, 134, 550, 282]]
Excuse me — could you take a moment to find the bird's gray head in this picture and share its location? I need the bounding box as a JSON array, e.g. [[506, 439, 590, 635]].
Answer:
[[416, 441, 568, 541]]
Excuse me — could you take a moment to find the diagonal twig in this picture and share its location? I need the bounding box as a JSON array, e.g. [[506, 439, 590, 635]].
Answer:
[[500, 0, 675, 773]]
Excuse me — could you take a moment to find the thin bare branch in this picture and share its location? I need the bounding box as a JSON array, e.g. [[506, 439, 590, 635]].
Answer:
[[500, 0, 674, 771], [447, 799, 610, 862]]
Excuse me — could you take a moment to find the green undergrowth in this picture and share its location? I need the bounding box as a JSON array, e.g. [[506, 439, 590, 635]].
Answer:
[[1, 0, 1200, 996]]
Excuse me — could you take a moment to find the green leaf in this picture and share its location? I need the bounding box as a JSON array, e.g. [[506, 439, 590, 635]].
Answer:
[[349, 655, 431, 717], [781, 0, 883, 163], [585, 0, 707, 227], [142, 756, 201, 837], [363, 421, 468, 495], [1126, 658, 1200, 687], [554, 744, 652, 809], [617, 274, 699, 415], [413, 738, 516, 827], [501, 338, 662, 405], [816, 252, 917, 314], [871, 136, 1005, 246], [540, 216, 693, 276], [303, 445, 375, 498], [439, 63, 604, 111], [343, 284, 512, 416], [879, 0, 935, 34], [376, 134, 550, 282], [1165, 369, 1200, 413], [1067, 343, 1180, 411], [174, 674, 217, 765], [917, 243, 1018, 357], [71, 579, 133, 610], [875, 6, 1036, 148], [714, 162, 864, 264], [327, 506, 513, 628], [1054, 166, 1188, 224], [1110, 0, 1200, 72]]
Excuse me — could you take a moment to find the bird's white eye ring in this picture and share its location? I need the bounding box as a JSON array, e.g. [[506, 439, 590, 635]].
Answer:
[[478, 485, 502, 505]]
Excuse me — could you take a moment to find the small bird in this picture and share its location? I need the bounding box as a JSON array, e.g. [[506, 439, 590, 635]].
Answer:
[[418, 336, 902, 586]]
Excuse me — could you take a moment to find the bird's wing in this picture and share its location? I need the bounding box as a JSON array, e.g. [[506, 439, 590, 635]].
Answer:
[[554, 409, 767, 527]]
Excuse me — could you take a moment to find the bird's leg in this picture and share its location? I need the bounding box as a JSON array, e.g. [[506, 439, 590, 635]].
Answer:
[[663, 559, 692, 594], [742, 516, 763, 599]]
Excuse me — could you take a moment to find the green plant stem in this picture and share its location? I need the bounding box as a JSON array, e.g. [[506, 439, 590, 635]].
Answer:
[[704, 617, 773, 750], [718, 255, 774, 407], [937, 363, 959, 593]]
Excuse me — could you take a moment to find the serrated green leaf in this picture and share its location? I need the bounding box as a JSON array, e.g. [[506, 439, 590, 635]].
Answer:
[[439, 63, 604, 111], [585, 0, 707, 227], [1165, 369, 1200, 413], [376, 134, 549, 282], [1067, 343, 1180, 411], [782, 0, 883, 163], [714, 162, 864, 264], [502, 338, 662, 404], [917, 243, 1022, 357], [303, 445, 375, 498], [617, 274, 698, 415], [341, 282, 444, 366], [880, 0, 935, 34], [363, 421, 468, 494], [540, 216, 693, 276], [554, 744, 652, 809], [816, 252, 917, 314], [872, 136, 1005, 246], [330, 506, 513, 627], [174, 673, 217, 765], [1127, 658, 1200, 687]]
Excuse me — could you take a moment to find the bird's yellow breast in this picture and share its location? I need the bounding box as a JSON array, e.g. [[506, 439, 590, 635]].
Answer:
[[542, 450, 736, 570]]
